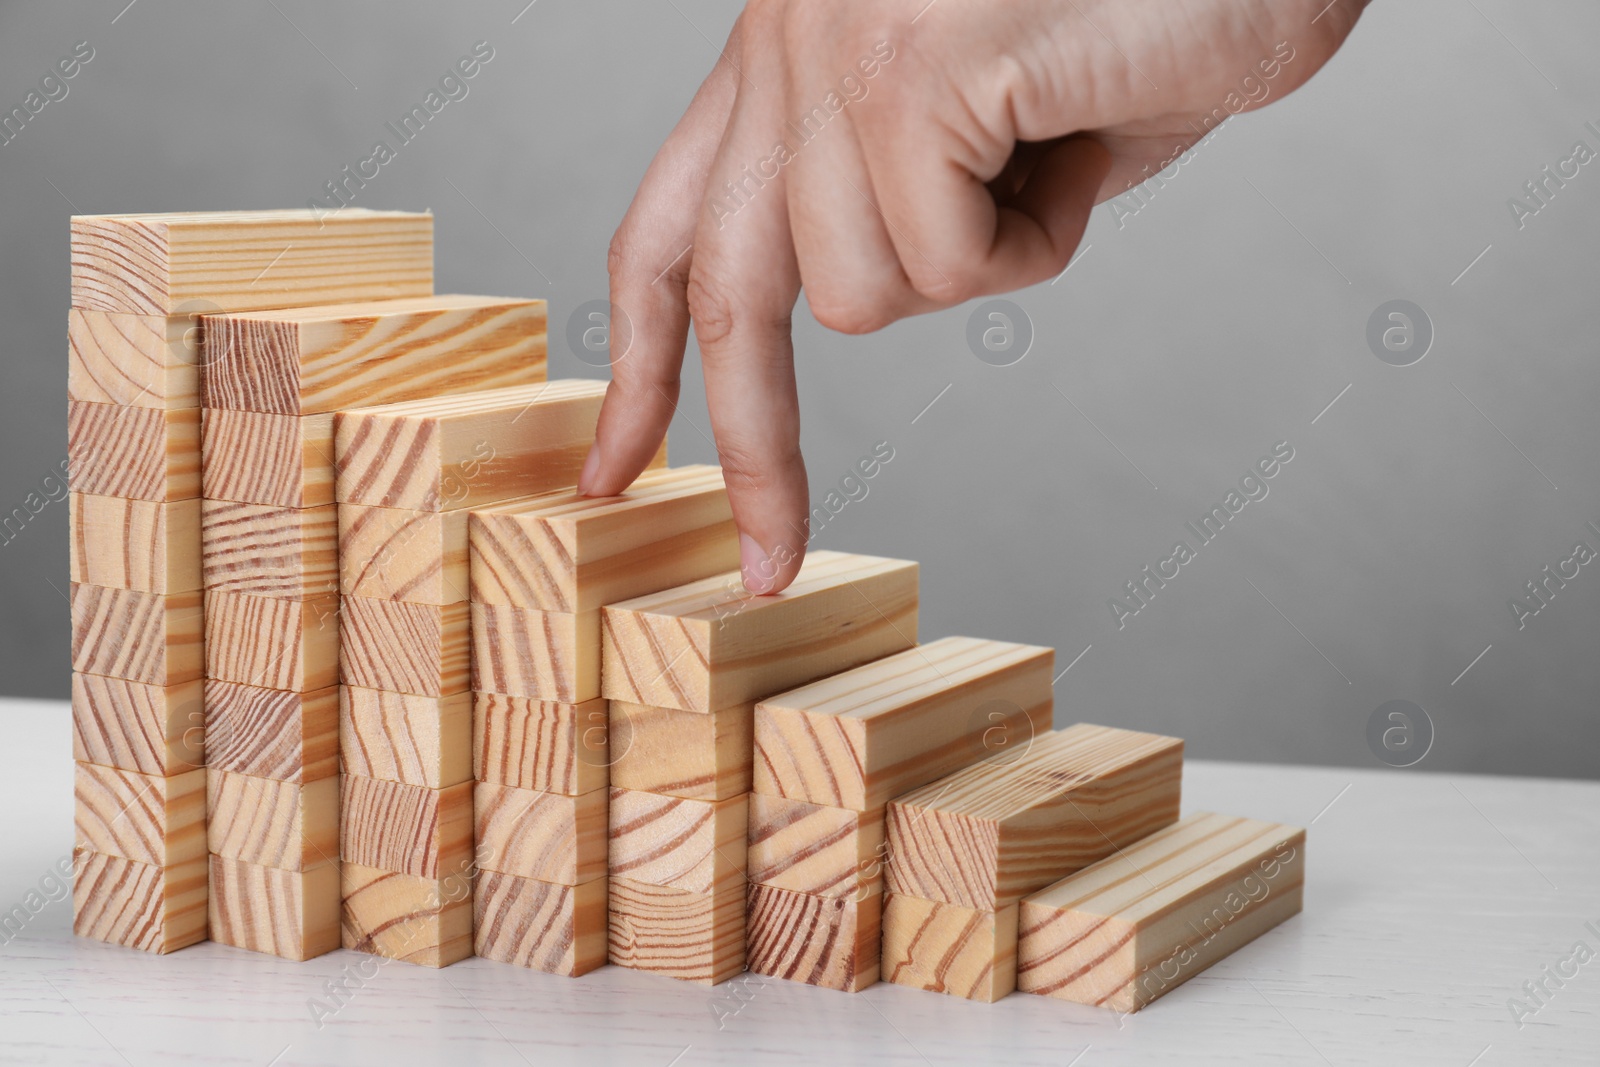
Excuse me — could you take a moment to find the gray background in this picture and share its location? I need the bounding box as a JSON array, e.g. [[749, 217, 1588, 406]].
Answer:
[[2, 0, 1594, 779]]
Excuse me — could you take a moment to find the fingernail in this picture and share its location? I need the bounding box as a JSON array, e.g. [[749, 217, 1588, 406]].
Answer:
[[577, 445, 601, 496], [740, 533, 776, 594]]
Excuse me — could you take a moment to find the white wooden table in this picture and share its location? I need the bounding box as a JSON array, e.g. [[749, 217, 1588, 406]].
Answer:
[[3, 697, 1595, 1065]]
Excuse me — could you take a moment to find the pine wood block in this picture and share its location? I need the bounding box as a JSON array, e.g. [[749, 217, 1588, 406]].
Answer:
[[209, 854, 340, 961], [608, 789, 747, 893], [71, 674, 203, 776], [203, 294, 546, 415], [755, 636, 1055, 811], [746, 883, 880, 992], [747, 794, 884, 900], [469, 603, 595, 703], [609, 700, 752, 801], [70, 208, 434, 315], [1016, 812, 1306, 1012], [881, 893, 1018, 1002], [341, 687, 472, 789], [74, 763, 206, 869], [67, 402, 200, 502], [468, 465, 736, 611], [885, 723, 1184, 912], [602, 551, 919, 713], [474, 781, 606, 885], [201, 500, 338, 599], [73, 849, 207, 954], [472, 693, 608, 796], [342, 860, 473, 968], [67, 309, 202, 409], [202, 409, 335, 509], [204, 680, 338, 784], [474, 870, 607, 976], [607, 877, 745, 985], [207, 769, 339, 871], [69, 494, 201, 594], [340, 597, 469, 697], [71, 584, 202, 687], [204, 590, 339, 691], [340, 776, 473, 881]]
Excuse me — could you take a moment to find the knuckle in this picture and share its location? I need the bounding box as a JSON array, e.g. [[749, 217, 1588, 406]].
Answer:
[[716, 437, 803, 495], [685, 267, 792, 351]]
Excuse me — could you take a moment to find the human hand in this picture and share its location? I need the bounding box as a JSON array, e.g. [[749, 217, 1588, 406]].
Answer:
[[578, 0, 1368, 593]]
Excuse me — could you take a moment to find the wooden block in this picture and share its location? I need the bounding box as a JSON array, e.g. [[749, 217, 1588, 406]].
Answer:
[[69, 494, 201, 594], [342, 860, 473, 968], [755, 635, 1055, 811], [73, 762, 206, 869], [341, 687, 472, 789], [606, 877, 745, 985], [340, 776, 473, 881], [71, 674, 203, 776], [207, 769, 339, 871], [474, 870, 607, 976], [1017, 813, 1306, 1013], [68, 309, 201, 409], [202, 410, 335, 509], [609, 700, 752, 801], [601, 551, 919, 713], [204, 590, 339, 691], [472, 693, 608, 796], [201, 500, 338, 599], [474, 781, 606, 886], [881, 893, 1018, 1002], [608, 789, 747, 893], [885, 723, 1184, 911], [469, 603, 595, 703], [204, 680, 338, 784], [71, 585, 203, 686], [70, 208, 433, 315], [73, 850, 207, 954], [202, 294, 545, 415], [746, 883, 880, 992], [747, 794, 883, 900], [469, 465, 736, 611], [340, 597, 468, 697], [67, 402, 200, 501], [208, 854, 339, 962]]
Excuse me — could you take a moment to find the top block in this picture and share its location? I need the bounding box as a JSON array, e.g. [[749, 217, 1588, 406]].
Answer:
[[70, 209, 433, 315]]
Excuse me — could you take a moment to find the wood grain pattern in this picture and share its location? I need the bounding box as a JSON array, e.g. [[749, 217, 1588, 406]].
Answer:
[[746, 883, 880, 992], [72, 849, 207, 954], [340, 597, 469, 697], [70, 208, 433, 315], [474, 781, 606, 886], [68, 309, 201, 409], [67, 402, 200, 501], [71, 675, 203, 776], [468, 465, 736, 611], [754, 636, 1055, 811], [340, 775, 473, 881], [609, 700, 752, 801], [341, 686, 472, 789], [74, 763, 206, 869], [472, 693, 608, 796], [203, 680, 338, 784], [208, 854, 340, 962], [607, 789, 746, 893], [69, 495, 201, 594], [202, 409, 335, 509], [1016, 812, 1306, 1013], [601, 550, 919, 713], [71, 584, 202, 687], [201, 500, 338, 598], [204, 590, 339, 691], [881, 893, 1018, 1003], [473, 869, 607, 977], [207, 769, 339, 871], [747, 794, 883, 901], [469, 604, 595, 703], [606, 876, 745, 985], [342, 859, 473, 968], [885, 723, 1184, 912], [203, 294, 545, 415]]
